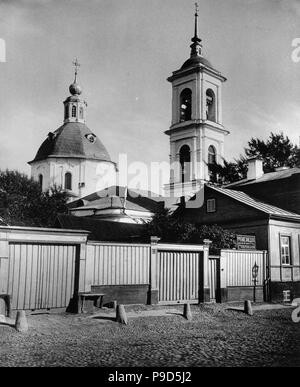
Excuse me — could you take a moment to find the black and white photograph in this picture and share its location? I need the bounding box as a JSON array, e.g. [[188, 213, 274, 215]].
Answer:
[[0, 0, 300, 373]]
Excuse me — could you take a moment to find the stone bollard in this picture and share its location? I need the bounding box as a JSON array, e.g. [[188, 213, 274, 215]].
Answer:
[[244, 300, 253, 316], [0, 314, 6, 323], [116, 304, 128, 325], [183, 303, 192, 320], [112, 300, 117, 310], [15, 310, 28, 332]]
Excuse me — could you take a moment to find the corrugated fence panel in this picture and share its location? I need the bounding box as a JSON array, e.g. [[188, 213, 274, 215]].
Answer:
[[221, 250, 265, 287], [7, 243, 76, 310], [158, 250, 200, 303], [85, 243, 150, 286]]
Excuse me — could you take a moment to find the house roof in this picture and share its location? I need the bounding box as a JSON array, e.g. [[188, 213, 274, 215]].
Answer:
[[68, 186, 165, 213], [226, 167, 300, 188], [56, 214, 148, 242], [208, 185, 300, 221]]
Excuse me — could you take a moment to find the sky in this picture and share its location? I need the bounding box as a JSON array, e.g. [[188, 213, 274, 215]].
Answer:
[[0, 0, 300, 183]]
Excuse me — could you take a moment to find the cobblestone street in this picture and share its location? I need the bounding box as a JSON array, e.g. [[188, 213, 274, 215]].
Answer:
[[0, 304, 299, 367]]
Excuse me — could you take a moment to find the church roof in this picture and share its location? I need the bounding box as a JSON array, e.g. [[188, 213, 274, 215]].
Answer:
[[181, 55, 213, 70], [29, 122, 112, 163]]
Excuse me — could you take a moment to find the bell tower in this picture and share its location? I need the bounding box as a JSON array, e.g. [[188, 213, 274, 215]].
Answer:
[[165, 4, 229, 197]]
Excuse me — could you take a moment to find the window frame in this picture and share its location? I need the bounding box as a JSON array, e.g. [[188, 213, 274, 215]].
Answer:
[[71, 105, 77, 118], [206, 198, 216, 213], [279, 234, 292, 266], [206, 88, 216, 122], [179, 88, 192, 122], [38, 174, 43, 189], [64, 172, 72, 191]]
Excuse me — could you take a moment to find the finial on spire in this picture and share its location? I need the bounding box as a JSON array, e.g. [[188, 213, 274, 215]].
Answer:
[[190, 3, 202, 57], [69, 58, 82, 95], [72, 58, 80, 82]]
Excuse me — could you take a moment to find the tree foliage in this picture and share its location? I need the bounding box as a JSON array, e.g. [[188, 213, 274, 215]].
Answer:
[[147, 208, 236, 253], [210, 132, 300, 184], [0, 170, 68, 227]]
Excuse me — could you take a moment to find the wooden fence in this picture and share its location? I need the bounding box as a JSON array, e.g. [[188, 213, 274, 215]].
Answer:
[[220, 249, 267, 287], [0, 226, 88, 310], [82, 242, 150, 290], [0, 225, 269, 310]]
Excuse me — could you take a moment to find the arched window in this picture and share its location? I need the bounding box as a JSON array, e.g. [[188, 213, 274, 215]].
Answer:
[[79, 107, 84, 119], [64, 105, 69, 120], [179, 145, 191, 183], [206, 89, 216, 122], [180, 89, 192, 122], [38, 174, 43, 189], [208, 145, 217, 181], [64, 172, 72, 190], [71, 105, 77, 118]]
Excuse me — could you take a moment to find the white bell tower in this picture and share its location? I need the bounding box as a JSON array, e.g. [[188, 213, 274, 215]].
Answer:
[[165, 4, 229, 197]]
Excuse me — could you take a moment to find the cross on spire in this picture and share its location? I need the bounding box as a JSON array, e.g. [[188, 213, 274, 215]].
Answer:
[[72, 58, 80, 81]]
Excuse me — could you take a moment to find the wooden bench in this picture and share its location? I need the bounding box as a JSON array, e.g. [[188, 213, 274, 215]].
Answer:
[[78, 292, 105, 314], [0, 294, 12, 318]]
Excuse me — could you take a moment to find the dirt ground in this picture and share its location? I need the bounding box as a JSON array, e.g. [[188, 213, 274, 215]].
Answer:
[[0, 303, 299, 367]]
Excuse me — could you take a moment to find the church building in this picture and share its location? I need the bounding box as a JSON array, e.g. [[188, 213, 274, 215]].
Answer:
[[165, 6, 229, 198], [28, 60, 117, 200]]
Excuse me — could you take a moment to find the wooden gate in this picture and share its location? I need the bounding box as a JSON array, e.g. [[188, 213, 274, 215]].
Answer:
[[157, 249, 201, 304], [7, 243, 77, 310], [208, 256, 220, 302]]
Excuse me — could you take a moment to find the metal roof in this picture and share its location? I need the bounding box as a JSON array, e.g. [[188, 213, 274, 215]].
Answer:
[[29, 122, 112, 163], [226, 167, 300, 188], [208, 185, 300, 220]]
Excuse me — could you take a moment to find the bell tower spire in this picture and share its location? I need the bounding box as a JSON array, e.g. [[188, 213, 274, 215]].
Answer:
[[190, 3, 202, 57]]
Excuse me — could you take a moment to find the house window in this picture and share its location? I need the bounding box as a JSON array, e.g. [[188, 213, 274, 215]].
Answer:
[[64, 172, 72, 190], [71, 105, 76, 118], [206, 198, 216, 213], [206, 89, 216, 122], [38, 174, 43, 189], [180, 88, 192, 122], [280, 235, 291, 265], [179, 145, 191, 183]]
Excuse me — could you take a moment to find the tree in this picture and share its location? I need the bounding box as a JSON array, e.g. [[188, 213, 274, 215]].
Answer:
[[0, 170, 68, 227], [209, 157, 248, 184], [245, 132, 299, 172], [147, 208, 236, 253], [210, 132, 300, 184]]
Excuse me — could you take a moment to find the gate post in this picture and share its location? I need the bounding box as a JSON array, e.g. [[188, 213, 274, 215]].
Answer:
[[219, 250, 228, 302], [0, 238, 9, 295], [148, 236, 160, 305], [200, 244, 211, 303]]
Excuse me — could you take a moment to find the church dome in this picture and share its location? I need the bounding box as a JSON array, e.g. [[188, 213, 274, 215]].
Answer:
[[30, 122, 112, 163], [69, 82, 82, 95], [181, 55, 213, 70]]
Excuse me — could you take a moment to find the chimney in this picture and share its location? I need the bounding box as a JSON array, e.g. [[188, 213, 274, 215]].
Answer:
[[247, 157, 264, 180]]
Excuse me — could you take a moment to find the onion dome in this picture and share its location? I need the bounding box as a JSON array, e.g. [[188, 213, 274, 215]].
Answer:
[[69, 82, 82, 95]]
